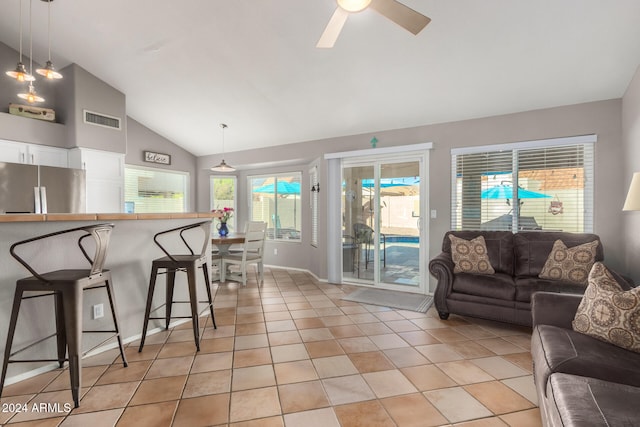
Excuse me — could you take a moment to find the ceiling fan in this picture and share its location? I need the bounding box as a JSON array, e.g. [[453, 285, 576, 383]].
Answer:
[[317, 0, 431, 48]]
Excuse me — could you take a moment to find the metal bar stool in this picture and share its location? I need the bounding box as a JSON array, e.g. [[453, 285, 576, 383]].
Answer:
[[1, 223, 128, 408], [139, 220, 217, 352]]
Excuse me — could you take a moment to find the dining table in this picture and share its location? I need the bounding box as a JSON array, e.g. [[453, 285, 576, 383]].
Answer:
[[211, 233, 245, 255]]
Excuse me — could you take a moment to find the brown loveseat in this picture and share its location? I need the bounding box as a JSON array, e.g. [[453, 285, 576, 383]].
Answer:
[[531, 291, 640, 426], [428, 230, 603, 326]]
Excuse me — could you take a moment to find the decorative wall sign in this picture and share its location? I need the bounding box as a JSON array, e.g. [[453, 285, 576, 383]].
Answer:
[[144, 151, 171, 165]]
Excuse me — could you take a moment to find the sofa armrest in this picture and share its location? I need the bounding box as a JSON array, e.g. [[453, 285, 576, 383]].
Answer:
[[429, 252, 455, 316], [531, 292, 582, 329]]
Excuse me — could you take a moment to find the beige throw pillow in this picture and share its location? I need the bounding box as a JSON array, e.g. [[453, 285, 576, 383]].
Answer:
[[448, 234, 495, 275], [538, 239, 599, 285], [572, 262, 640, 353]]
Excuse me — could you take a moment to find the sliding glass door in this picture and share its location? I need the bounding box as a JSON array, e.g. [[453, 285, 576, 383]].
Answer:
[[342, 156, 426, 292]]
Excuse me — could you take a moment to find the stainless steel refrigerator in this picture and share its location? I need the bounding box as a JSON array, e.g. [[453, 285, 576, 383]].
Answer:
[[0, 162, 86, 214]]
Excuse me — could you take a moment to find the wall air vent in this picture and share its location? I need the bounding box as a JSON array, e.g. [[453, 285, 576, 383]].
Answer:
[[83, 109, 122, 130]]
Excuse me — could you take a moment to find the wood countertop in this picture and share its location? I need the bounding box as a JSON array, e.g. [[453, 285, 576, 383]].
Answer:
[[0, 212, 221, 223]]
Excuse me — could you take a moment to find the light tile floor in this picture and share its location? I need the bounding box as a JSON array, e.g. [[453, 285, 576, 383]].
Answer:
[[0, 268, 542, 426]]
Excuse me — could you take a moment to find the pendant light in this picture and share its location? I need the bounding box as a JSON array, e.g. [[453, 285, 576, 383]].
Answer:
[[18, 0, 44, 103], [36, 0, 62, 79], [6, 0, 35, 82], [211, 123, 236, 172]]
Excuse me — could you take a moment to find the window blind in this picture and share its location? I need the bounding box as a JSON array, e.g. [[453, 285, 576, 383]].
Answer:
[[451, 137, 594, 233], [124, 166, 188, 213], [310, 166, 319, 247]]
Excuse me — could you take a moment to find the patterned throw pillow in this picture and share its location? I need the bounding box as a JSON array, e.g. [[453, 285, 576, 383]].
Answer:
[[538, 239, 599, 285], [572, 262, 640, 353], [448, 234, 495, 275]]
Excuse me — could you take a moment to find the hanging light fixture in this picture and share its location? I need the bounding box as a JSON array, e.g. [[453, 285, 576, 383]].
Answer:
[[6, 0, 35, 82], [210, 123, 236, 172], [36, 0, 62, 79], [18, 0, 44, 103]]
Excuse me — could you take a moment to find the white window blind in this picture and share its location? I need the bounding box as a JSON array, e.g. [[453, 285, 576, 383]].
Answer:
[[451, 136, 595, 233], [310, 166, 319, 247], [124, 166, 188, 213]]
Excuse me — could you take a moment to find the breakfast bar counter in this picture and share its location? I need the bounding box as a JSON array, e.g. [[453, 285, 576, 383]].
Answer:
[[0, 212, 217, 222], [0, 213, 219, 384]]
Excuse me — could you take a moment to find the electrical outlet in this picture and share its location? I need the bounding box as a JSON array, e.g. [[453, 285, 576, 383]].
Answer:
[[274, 248, 278, 255], [93, 304, 104, 319]]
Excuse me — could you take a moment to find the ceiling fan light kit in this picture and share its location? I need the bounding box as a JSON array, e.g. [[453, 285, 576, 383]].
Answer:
[[317, 0, 431, 48], [337, 0, 372, 13]]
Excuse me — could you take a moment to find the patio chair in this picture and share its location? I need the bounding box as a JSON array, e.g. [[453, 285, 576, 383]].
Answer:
[[353, 223, 386, 273]]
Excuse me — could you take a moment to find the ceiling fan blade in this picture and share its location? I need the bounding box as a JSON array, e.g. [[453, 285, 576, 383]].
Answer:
[[369, 0, 431, 35], [316, 7, 350, 48]]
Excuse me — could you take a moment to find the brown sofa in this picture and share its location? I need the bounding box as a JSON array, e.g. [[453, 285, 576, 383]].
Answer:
[[428, 230, 603, 326], [531, 291, 640, 426]]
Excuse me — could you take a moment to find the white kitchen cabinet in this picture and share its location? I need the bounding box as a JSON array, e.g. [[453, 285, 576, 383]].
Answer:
[[0, 140, 25, 163], [0, 139, 68, 167], [69, 148, 125, 213], [29, 144, 69, 167]]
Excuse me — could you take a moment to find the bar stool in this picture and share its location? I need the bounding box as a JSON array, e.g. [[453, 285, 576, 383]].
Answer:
[[1, 224, 128, 408], [139, 221, 217, 352]]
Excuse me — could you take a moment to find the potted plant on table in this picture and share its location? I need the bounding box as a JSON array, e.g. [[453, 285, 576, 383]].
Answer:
[[212, 207, 234, 236]]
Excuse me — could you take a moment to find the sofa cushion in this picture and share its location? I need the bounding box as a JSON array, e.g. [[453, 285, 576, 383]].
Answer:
[[443, 231, 514, 275], [514, 277, 585, 303], [546, 373, 640, 427], [538, 239, 598, 285], [513, 232, 603, 278], [531, 324, 640, 397], [572, 262, 640, 353], [449, 234, 495, 274], [451, 272, 515, 301]]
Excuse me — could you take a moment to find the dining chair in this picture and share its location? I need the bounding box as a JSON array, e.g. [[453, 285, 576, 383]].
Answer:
[[1, 224, 128, 408], [211, 252, 222, 282], [221, 221, 267, 286]]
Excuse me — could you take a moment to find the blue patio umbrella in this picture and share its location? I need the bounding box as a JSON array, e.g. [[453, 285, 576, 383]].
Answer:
[[253, 181, 301, 195], [481, 185, 551, 200], [360, 178, 417, 188], [253, 181, 301, 229]]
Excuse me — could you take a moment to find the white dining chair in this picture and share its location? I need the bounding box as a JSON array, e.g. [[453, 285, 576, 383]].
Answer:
[[220, 221, 266, 286]]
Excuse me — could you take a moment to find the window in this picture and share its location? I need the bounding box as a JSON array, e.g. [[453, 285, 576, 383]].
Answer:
[[124, 166, 188, 213], [451, 135, 595, 233], [310, 166, 319, 247], [249, 173, 302, 241], [210, 176, 237, 232]]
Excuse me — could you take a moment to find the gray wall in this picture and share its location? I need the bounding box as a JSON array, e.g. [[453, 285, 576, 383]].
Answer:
[[622, 65, 640, 281], [126, 117, 198, 212], [59, 63, 126, 153], [198, 99, 627, 287]]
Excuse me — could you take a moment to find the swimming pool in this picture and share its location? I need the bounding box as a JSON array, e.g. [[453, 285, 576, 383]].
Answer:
[[384, 235, 420, 244]]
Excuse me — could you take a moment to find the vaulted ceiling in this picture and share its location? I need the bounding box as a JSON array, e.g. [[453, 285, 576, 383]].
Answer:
[[1, 0, 639, 156]]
